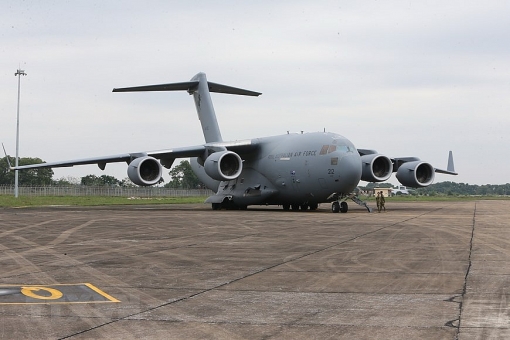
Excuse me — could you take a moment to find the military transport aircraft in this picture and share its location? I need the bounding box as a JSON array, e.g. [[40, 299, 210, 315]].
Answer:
[[12, 72, 457, 213]]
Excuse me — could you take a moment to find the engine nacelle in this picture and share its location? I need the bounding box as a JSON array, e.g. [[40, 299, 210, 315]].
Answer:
[[360, 154, 393, 182], [127, 156, 163, 186], [204, 151, 243, 181], [396, 161, 435, 187]]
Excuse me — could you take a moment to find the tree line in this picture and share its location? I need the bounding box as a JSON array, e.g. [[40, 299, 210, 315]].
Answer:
[[363, 181, 510, 196], [0, 157, 54, 185], [414, 181, 510, 196]]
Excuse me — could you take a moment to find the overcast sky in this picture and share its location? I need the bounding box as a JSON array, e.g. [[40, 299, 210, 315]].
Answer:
[[1, 0, 509, 186]]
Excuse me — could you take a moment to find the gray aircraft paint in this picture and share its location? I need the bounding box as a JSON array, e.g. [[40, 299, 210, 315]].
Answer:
[[191, 73, 223, 143], [191, 132, 362, 206]]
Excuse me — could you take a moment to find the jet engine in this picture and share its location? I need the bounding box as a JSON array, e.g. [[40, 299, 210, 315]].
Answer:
[[396, 161, 435, 187], [204, 151, 243, 181], [360, 154, 393, 182], [127, 156, 163, 186]]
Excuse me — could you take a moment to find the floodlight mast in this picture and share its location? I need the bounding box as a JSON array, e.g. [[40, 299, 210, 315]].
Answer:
[[14, 68, 27, 198]]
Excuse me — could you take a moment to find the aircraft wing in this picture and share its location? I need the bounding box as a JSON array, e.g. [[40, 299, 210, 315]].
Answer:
[[12, 153, 134, 170], [434, 168, 458, 175], [11, 145, 207, 171], [393, 151, 457, 175], [11, 139, 260, 172], [358, 149, 457, 175], [204, 139, 259, 154]]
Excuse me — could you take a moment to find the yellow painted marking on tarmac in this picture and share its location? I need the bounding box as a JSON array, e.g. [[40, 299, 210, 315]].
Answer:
[[84, 283, 121, 302], [0, 283, 120, 305], [21, 286, 63, 300]]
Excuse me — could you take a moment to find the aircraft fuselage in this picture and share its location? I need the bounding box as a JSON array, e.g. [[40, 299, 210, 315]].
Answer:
[[192, 132, 362, 208]]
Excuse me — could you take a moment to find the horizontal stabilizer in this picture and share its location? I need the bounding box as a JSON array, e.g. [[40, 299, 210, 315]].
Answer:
[[113, 81, 261, 97], [207, 82, 261, 96], [113, 81, 198, 93]]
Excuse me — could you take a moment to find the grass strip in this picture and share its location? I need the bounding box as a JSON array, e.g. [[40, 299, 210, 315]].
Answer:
[[0, 195, 207, 208]]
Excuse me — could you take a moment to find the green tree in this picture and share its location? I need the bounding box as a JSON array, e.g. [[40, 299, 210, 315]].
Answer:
[[166, 160, 201, 189], [414, 181, 510, 196], [52, 176, 80, 186], [81, 174, 120, 186], [364, 182, 394, 189], [120, 177, 137, 187], [0, 156, 54, 185]]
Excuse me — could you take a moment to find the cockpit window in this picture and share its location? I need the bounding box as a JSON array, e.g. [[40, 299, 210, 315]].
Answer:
[[332, 139, 354, 153], [320, 145, 329, 155], [337, 145, 352, 153], [320, 142, 353, 155]]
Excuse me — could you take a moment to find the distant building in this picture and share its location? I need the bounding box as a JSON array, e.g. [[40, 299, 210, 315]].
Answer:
[[373, 188, 391, 197]]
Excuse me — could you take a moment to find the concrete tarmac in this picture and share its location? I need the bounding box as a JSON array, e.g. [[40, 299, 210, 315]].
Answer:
[[0, 200, 509, 339]]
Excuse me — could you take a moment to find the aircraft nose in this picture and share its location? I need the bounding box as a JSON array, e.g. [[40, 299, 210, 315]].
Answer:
[[337, 153, 362, 193]]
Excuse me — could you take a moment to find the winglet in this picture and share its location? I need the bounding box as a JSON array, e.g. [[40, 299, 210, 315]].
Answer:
[[435, 151, 457, 175], [2, 143, 13, 169], [447, 151, 455, 173]]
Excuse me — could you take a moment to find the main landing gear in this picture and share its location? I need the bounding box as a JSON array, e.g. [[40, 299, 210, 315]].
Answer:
[[331, 194, 372, 213], [331, 201, 348, 213]]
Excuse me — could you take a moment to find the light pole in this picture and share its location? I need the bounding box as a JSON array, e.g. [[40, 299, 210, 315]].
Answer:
[[14, 68, 27, 198]]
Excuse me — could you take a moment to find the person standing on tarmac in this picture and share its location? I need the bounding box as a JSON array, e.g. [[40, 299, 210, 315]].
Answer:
[[378, 191, 386, 212], [376, 191, 381, 212]]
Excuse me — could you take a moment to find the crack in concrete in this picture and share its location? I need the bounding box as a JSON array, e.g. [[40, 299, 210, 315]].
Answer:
[[454, 202, 476, 339]]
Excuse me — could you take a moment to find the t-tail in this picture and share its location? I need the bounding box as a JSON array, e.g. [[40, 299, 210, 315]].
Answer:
[[113, 72, 261, 143]]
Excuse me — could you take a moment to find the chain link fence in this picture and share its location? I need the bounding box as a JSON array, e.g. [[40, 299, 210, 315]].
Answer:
[[0, 185, 212, 197]]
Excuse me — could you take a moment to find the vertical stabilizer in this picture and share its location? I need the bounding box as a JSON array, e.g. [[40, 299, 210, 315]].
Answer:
[[190, 73, 223, 143]]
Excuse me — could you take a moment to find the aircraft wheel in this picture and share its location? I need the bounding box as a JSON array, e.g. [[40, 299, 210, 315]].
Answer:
[[309, 203, 318, 211], [282, 204, 290, 211], [340, 201, 348, 213], [212, 203, 221, 210], [291, 204, 300, 211], [332, 202, 340, 213], [300, 204, 308, 211]]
